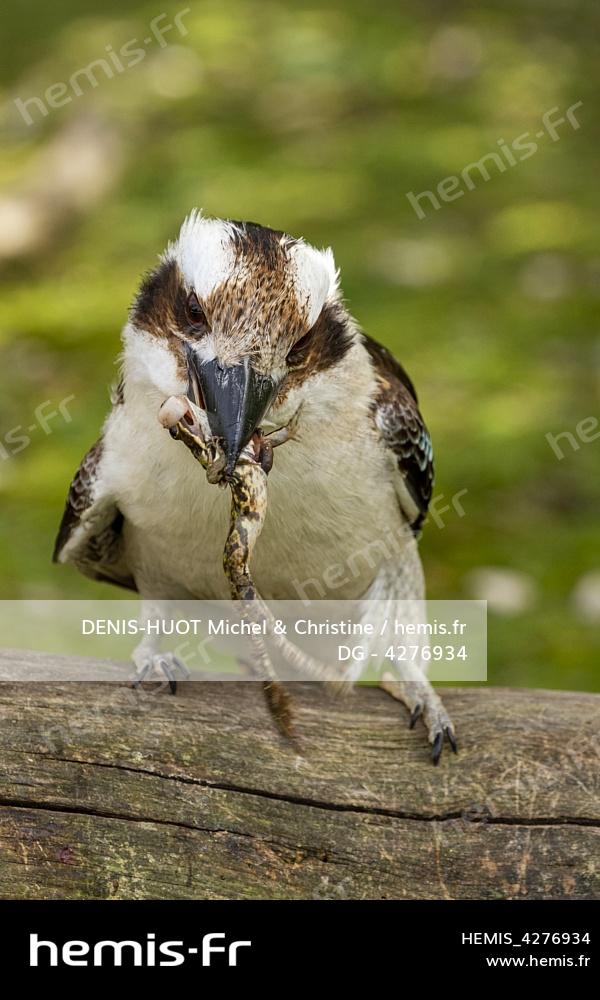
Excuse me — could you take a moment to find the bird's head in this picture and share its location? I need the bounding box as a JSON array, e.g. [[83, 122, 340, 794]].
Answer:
[[123, 211, 353, 473]]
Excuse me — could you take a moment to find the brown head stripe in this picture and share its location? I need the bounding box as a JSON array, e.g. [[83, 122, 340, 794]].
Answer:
[[131, 257, 187, 338]]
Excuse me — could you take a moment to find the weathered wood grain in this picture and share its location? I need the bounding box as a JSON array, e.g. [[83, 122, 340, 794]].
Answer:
[[0, 650, 597, 900]]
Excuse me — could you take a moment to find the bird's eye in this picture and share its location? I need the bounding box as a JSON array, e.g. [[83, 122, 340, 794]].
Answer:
[[185, 291, 208, 333], [286, 330, 312, 367]]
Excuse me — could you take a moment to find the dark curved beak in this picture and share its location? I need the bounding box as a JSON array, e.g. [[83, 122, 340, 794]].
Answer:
[[187, 350, 277, 475]]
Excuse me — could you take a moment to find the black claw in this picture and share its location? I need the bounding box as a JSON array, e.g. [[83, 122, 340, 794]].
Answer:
[[132, 658, 181, 694], [446, 727, 458, 754], [409, 704, 423, 729], [431, 730, 443, 765], [159, 660, 177, 695]]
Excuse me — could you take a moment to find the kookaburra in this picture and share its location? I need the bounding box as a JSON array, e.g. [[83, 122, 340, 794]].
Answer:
[[54, 211, 456, 762]]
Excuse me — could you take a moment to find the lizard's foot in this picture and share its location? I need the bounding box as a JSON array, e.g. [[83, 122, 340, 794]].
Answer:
[[159, 394, 227, 484], [265, 402, 303, 448], [132, 652, 190, 695], [254, 404, 303, 473], [262, 680, 298, 744], [380, 671, 457, 765], [239, 648, 299, 746]]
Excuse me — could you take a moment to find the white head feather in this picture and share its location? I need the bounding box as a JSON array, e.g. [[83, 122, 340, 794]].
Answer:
[[169, 210, 239, 299], [287, 240, 339, 326]]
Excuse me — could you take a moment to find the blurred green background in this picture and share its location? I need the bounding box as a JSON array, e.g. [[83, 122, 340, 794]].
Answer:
[[0, 1, 598, 690]]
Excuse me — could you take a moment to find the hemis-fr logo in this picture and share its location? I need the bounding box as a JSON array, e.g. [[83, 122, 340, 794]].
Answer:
[[30, 932, 252, 967]]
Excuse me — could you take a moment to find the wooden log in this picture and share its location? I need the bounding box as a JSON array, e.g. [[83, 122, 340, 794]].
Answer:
[[0, 650, 597, 900]]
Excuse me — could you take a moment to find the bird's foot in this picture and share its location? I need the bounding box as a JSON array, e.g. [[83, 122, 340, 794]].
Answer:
[[380, 671, 457, 765], [132, 652, 190, 695]]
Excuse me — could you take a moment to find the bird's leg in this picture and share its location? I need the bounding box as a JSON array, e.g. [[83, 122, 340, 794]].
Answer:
[[379, 666, 457, 765], [131, 598, 190, 695], [130, 395, 221, 697], [355, 552, 457, 765]]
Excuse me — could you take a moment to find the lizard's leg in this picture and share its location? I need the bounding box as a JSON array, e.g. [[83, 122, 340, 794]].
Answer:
[[256, 404, 303, 473], [245, 629, 297, 742], [224, 456, 299, 740]]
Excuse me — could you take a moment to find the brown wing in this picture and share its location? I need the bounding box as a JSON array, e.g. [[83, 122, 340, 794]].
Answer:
[[53, 438, 136, 591], [364, 334, 434, 532]]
